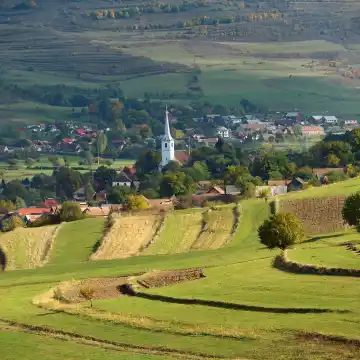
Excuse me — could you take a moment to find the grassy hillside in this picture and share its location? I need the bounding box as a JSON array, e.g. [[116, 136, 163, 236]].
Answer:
[[0, 200, 360, 359], [50, 218, 104, 265]]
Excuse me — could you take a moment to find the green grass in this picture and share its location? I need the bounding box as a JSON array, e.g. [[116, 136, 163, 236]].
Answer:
[[142, 209, 204, 255], [279, 176, 360, 200], [0, 331, 173, 360], [1, 200, 360, 359], [50, 218, 104, 265], [0, 157, 135, 181], [287, 231, 360, 270]]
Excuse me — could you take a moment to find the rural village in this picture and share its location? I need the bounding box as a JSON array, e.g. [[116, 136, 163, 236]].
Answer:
[[1, 0, 360, 360]]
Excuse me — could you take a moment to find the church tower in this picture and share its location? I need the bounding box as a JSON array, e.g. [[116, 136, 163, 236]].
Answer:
[[161, 107, 175, 167]]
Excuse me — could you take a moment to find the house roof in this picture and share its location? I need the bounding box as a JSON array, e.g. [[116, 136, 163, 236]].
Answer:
[[301, 126, 324, 132], [311, 115, 323, 121], [175, 151, 189, 165], [146, 198, 174, 210], [312, 168, 344, 176], [246, 119, 262, 124], [293, 177, 307, 185], [323, 116, 338, 121], [267, 180, 289, 186], [225, 185, 241, 195], [207, 186, 225, 195], [286, 112, 299, 117], [198, 138, 218, 143], [42, 199, 59, 208], [17, 208, 51, 216], [241, 124, 266, 130], [62, 138, 74, 144], [114, 172, 132, 183]]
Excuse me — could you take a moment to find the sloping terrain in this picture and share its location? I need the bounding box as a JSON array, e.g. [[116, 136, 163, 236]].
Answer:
[[191, 206, 236, 250], [90, 214, 162, 260], [50, 218, 104, 265], [0, 225, 59, 270], [142, 210, 204, 255]]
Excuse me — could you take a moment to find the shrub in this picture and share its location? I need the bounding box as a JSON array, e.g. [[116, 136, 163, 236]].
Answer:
[[342, 192, 360, 226], [79, 286, 95, 307], [1, 216, 25, 232], [242, 182, 255, 198], [258, 212, 304, 250], [269, 199, 280, 215], [258, 187, 270, 198], [30, 214, 60, 227], [124, 195, 149, 211], [59, 201, 84, 222]]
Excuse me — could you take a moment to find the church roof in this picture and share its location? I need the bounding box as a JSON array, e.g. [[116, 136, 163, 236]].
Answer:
[[163, 107, 173, 141], [175, 151, 189, 165]]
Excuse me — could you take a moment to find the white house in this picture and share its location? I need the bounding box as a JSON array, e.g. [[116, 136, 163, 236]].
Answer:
[[216, 126, 230, 138], [344, 120, 358, 126], [112, 172, 132, 187], [323, 116, 338, 124]]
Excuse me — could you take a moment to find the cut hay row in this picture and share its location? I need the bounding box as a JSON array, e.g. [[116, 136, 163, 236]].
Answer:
[[191, 207, 236, 250], [274, 250, 360, 277], [141, 211, 203, 255], [0, 225, 59, 270], [280, 197, 346, 234], [90, 214, 162, 260]]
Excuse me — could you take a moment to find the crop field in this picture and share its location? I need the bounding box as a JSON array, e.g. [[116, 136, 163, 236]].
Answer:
[[0, 195, 360, 360], [191, 206, 236, 250], [91, 214, 163, 260], [0, 225, 59, 270], [280, 196, 347, 234]]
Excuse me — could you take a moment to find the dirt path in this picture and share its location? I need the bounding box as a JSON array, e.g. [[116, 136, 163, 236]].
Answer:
[[90, 214, 162, 260]]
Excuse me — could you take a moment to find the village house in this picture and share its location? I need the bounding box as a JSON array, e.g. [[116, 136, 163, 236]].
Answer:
[[216, 127, 230, 138], [112, 172, 132, 187], [196, 138, 218, 147], [344, 120, 358, 126], [243, 114, 260, 123], [301, 126, 325, 136], [285, 112, 301, 122]]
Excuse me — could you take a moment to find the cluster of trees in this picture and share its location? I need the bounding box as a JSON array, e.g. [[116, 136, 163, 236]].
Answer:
[[89, 1, 208, 20], [297, 129, 360, 169]]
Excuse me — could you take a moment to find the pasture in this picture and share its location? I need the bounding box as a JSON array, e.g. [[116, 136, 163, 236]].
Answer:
[[0, 156, 135, 181], [0, 186, 360, 359]]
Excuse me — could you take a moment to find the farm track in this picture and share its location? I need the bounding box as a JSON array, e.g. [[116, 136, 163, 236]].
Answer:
[[0, 319, 243, 360]]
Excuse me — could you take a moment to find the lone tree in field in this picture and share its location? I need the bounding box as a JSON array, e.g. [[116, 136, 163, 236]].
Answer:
[[79, 286, 95, 307], [258, 212, 304, 250], [59, 201, 83, 222], [342, 192, 360, 226]]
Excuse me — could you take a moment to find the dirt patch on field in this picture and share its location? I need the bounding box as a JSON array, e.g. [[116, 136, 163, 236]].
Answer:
[[90, 213, 162, 260], [136, 269, 205, 289], [281, 197, 347, 234], [60, 277, 129, 302]]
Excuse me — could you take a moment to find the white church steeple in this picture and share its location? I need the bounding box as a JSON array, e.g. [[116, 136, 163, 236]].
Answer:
[[161, 106, 175, 167]]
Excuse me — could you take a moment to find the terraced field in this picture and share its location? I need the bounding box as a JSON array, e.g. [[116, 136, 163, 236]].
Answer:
[[1, 196, 360, 360], [91, 214, 163, 260], [141, 210, 204, 255], [0, 225, 59, 270]]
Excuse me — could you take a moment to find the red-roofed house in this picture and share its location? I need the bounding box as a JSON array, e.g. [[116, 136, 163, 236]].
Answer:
[[206, 186, 225, 195], [75, 129, 86, 136], [174, 151, 189, 165], [17, 208, 52, 222], [42, 199, 59, 208]]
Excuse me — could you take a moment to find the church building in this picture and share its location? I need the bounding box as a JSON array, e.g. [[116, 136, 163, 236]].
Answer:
[[160, 108, 190, 168], [161, 107, 175, 167]]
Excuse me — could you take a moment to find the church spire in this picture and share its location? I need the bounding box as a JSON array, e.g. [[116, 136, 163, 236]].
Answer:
[[164, 106, 173, 141]]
